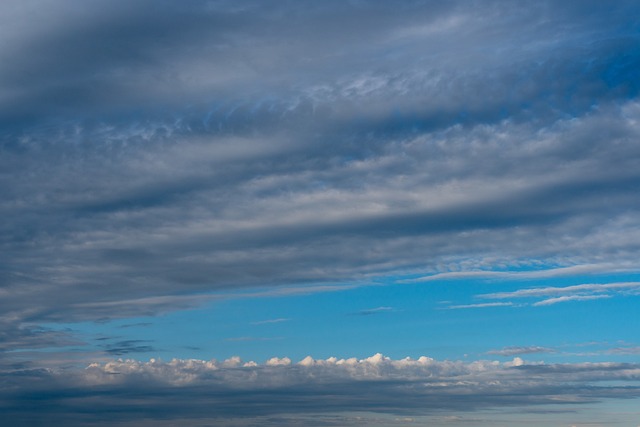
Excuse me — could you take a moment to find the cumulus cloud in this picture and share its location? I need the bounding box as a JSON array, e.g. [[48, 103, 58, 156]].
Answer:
[[2, 354, 640, 426]]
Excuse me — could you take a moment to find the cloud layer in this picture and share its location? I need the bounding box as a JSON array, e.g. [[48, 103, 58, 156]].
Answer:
[[2, 354, 640, 426], [2, 0, 640, 333]]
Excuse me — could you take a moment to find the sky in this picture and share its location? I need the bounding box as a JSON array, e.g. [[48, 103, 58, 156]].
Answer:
[[1, 0, 640, 425]]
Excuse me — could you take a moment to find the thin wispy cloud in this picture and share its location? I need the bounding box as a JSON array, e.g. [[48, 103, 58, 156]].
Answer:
[[608, 346, 640, 355], [404, 263, 639, 283], [478, 282, 640, 307], [351, 307, 395, 316], [533, 294, 612, 306], [487, 346, 556, 357], [102, 340, 156, 356], [446, 302, 514, 310], [118, 322, 153, 329]]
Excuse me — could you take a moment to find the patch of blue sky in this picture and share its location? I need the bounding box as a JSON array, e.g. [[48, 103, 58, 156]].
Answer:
[[44, 268, 640, 365]]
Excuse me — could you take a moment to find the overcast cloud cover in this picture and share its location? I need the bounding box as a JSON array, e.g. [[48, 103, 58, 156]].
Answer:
[[2, 0, 640, 425]]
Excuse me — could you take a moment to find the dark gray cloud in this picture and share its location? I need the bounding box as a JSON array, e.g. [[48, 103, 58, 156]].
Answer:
[[0, 321, 82, 354], [102, 340, 156, 356], [1, 0, 640, 348]]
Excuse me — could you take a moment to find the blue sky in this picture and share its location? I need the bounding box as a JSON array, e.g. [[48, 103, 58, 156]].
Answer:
[[42, 268, 640, 365], [2, 1, 640, 425]]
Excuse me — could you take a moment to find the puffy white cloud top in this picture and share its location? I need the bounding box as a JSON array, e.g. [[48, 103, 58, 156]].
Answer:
[[3, 354, 640, 425], [73, 352, 640, 396]]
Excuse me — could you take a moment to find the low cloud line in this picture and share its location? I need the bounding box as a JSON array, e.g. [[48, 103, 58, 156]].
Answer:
[[2, 354, 640, 426]]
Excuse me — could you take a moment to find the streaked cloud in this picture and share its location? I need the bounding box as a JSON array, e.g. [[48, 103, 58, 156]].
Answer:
[[478, 282, 640, 307], [446, 302, 514, 310], [608, 346, 640, 355], [488, 346, 556, 357], [102, 340, 156, 356], [533, 294, 612, 306], [351, 306, 395, 316], [2, 0, 639, 333], [404, 263, 639, 283]]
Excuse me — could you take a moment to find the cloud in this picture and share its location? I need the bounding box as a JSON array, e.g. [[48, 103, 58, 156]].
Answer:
[[102, 340, 156, 356], [351, 306, 395, 316], [404, 263, 639, 283], [2, 354, 640, 426], [446, 302, 514, 310], [478, 282, 640, 306], [5, 102, 640, 328], [1, 0, 639, 353], [607, 346, 640, 355], [488, 346, 556, 357], [265, 356, 292, 366], [118, 322, 153, 329], [533, 295, 611, 306], [1, 3, 639, 425]]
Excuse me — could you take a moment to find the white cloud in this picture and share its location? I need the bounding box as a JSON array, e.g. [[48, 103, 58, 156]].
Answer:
[[533, 294, 611, 306], [4, 353, 640, 425], [79, 353, 509, 387], [77, 353, 640, 388], [504, 357, 525, 367], [265, 356, 291, 366], [476, 282, 640, 307], [404, 263, 637, 283], [483, 282, 640, 300]]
